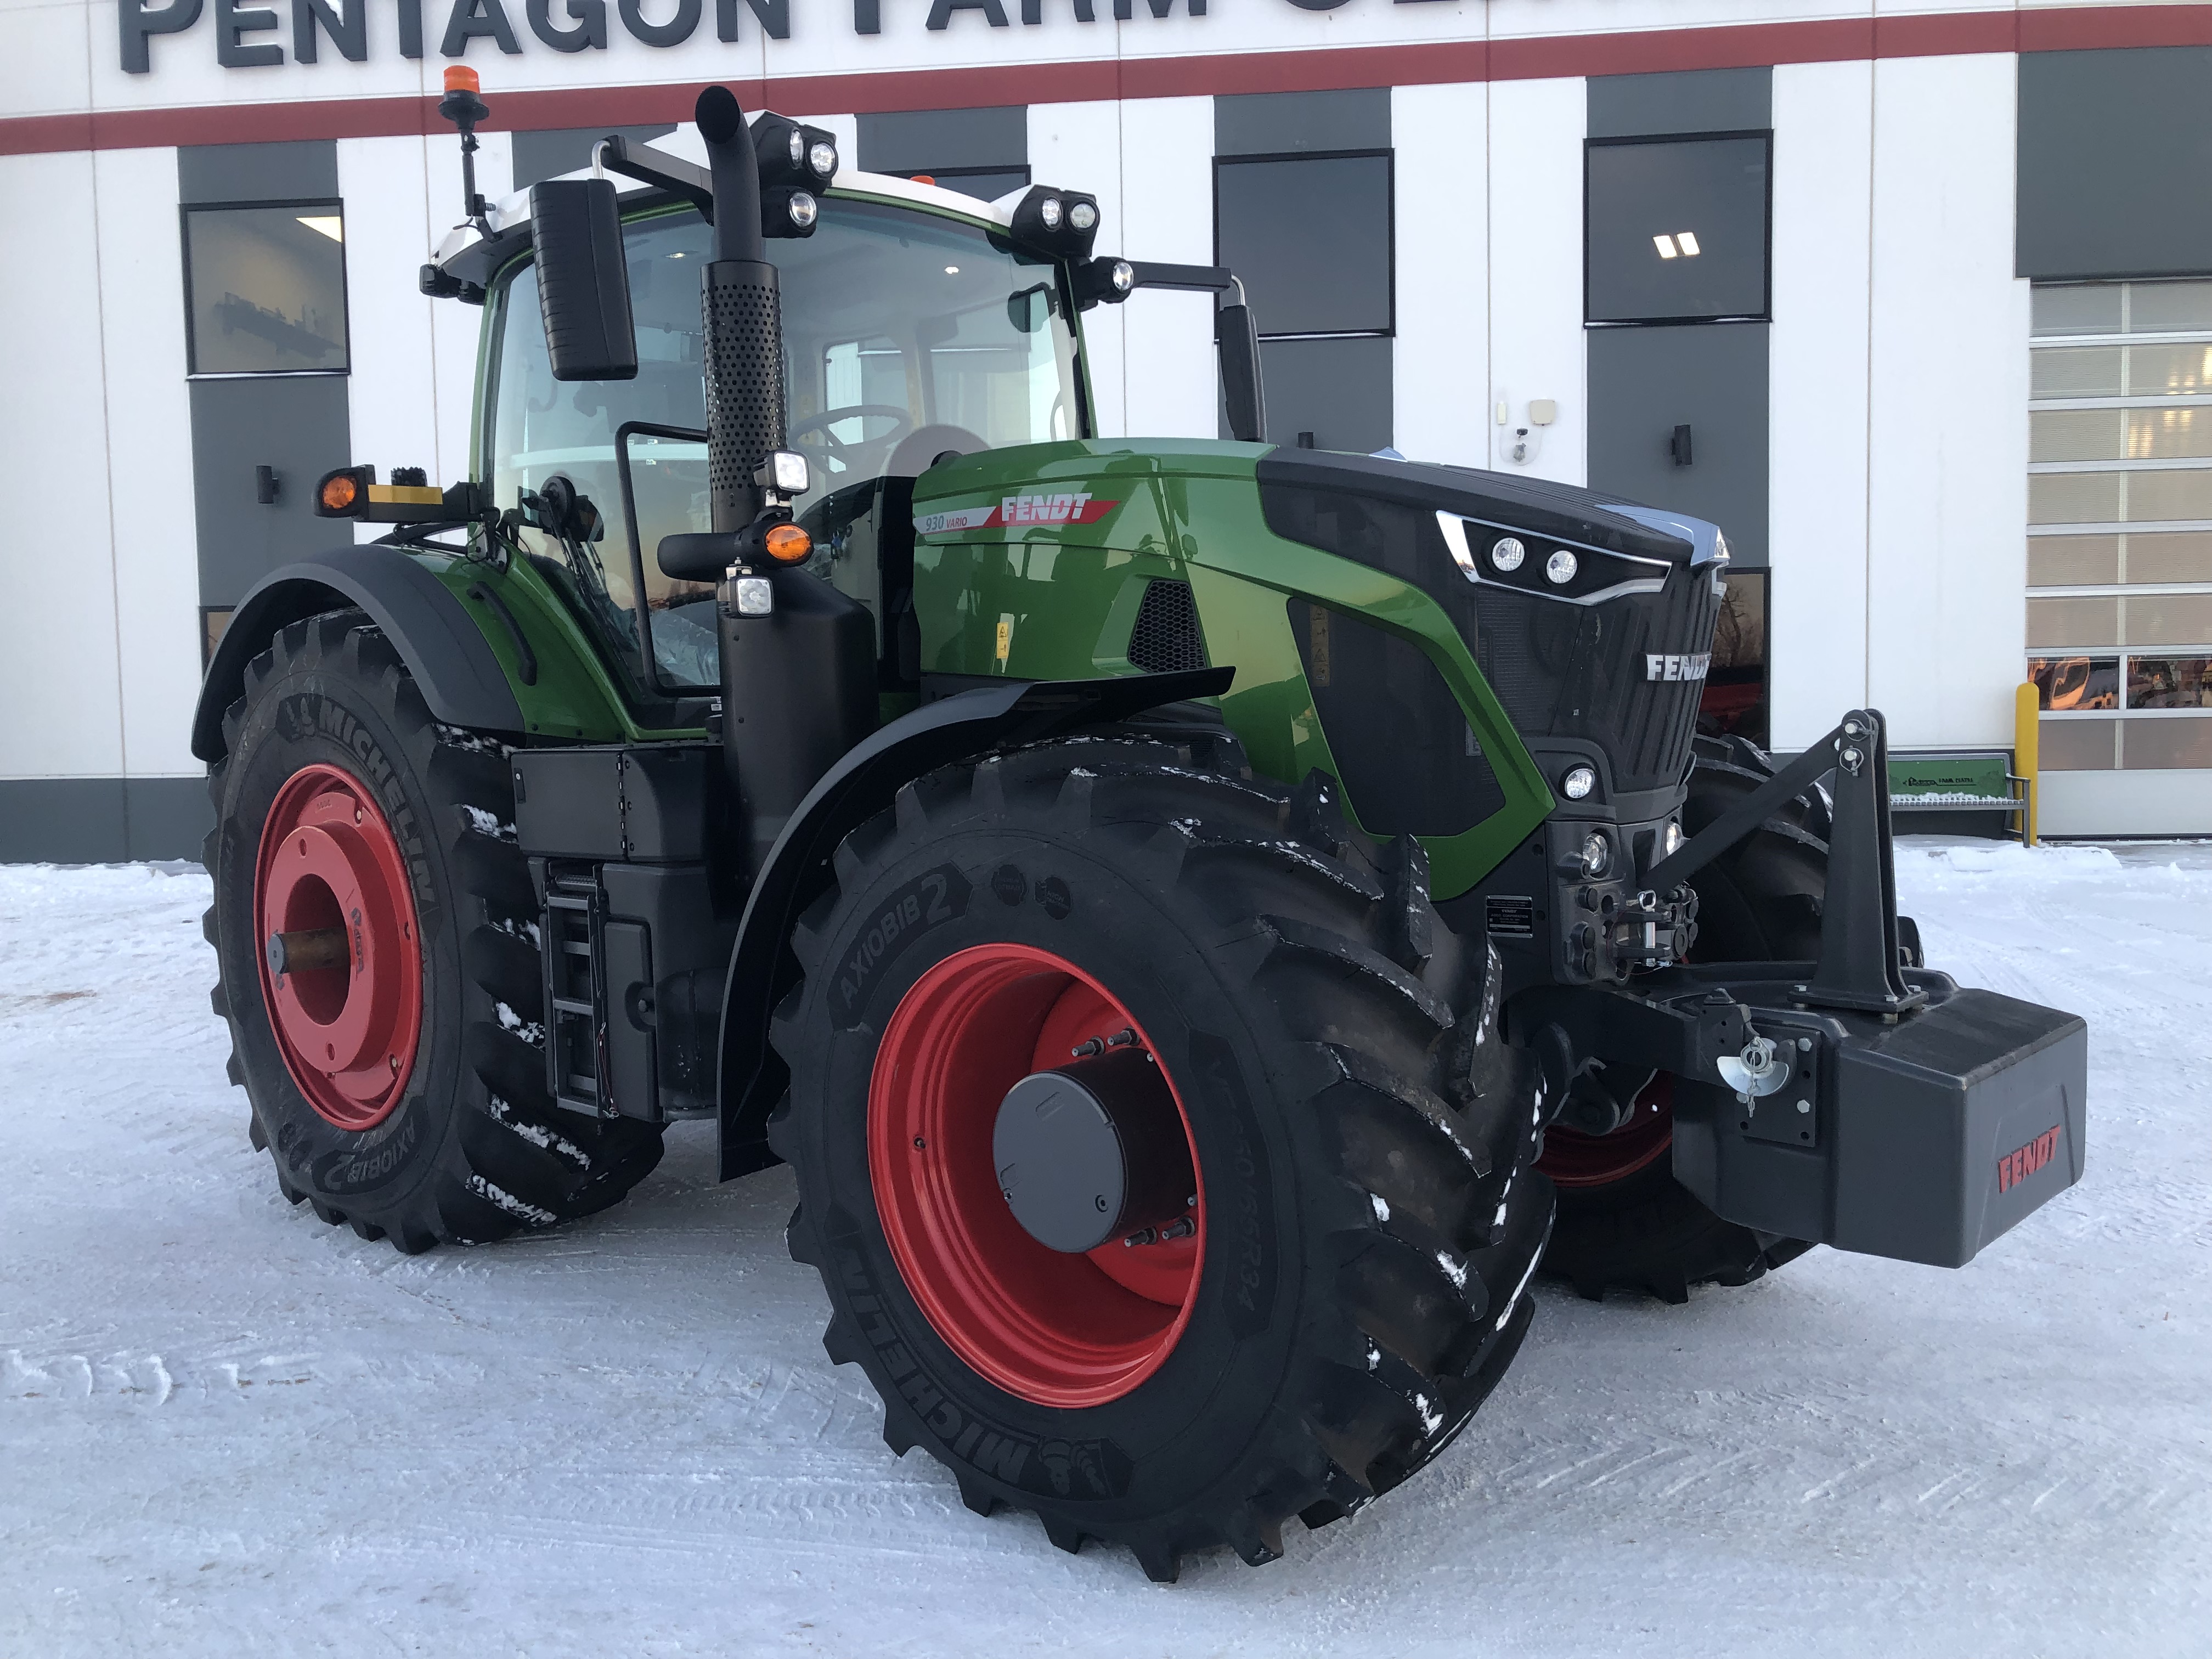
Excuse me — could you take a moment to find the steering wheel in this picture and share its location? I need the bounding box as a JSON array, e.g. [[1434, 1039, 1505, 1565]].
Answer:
[[788, 404, 914, 449]]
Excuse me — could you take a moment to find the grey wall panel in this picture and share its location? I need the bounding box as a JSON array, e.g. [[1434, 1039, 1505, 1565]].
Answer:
[[1588, 67, 1770, 139], [1227, 335, 1392, 455], [190, 375, 354, 608], [1588, 323, 1770, 566], [1215, 88, 1390, 157], [0, 778, 213, 863], [0, 780, 128, 863], [857, 107, 1026, 172], [512, 125, 676, 189], [125, 778, 216, 861], [179, 140, 339, 204], [2019, 48, 2212, 281]]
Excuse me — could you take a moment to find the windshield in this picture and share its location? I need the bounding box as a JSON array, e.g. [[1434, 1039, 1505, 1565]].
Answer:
[[485, 196, 1087, 694]]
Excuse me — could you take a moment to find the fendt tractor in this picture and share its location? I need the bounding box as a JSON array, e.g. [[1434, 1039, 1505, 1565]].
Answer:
[[194, 73, 2089, 1578]]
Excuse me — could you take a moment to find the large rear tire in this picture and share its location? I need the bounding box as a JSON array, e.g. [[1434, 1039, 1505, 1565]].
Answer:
[[203, 610, 664, 1251], [1536, 742, 1824, 1303], [772, 730, 1551, 1579]]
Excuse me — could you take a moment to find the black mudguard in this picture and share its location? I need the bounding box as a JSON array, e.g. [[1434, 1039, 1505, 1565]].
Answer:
[[715, 667, 1232, 1180], [191, 547, 526, 763]]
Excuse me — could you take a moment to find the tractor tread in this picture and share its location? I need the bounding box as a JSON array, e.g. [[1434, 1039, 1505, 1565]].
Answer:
[[772, 730, 1551, 1579]]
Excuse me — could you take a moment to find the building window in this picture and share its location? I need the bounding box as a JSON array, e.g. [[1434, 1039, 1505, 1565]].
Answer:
[[182, 202, 349, 376], [1215, 150, 1393, 452], [1701, 569, 1769, 748], [2028, 280, 2212, 770], [1585, 135, 1770, 326]]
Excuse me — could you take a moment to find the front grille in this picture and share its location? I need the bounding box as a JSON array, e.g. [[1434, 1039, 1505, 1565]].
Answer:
[[1128, 579, 1209, 674], [1259, 475, 1721, 798], [1471, 574, 1722, 793]]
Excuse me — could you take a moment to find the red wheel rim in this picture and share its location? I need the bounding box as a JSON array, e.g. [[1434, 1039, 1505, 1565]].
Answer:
[[867, 944, 1205, 1408], [1538, 1072, 1675, 1189], [252, 763, 424, 1132]]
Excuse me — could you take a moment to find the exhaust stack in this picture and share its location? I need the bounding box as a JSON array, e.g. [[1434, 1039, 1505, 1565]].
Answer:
[[692, 87, 876, 879]]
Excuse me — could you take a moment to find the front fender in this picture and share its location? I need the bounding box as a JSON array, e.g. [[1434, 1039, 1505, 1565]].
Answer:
[[715, 667, 1232, 1180], [191, 547, 526, 763]]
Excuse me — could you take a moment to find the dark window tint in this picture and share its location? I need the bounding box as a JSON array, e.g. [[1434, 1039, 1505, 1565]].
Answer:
[[1699, 569, 1768, 747], [1586, 136, 1769, 324], [1216, 153, 1392, 337], [184, 204, 349, 374], [2029, 655, 2121, 711], [1288, 598, 1506, 838]]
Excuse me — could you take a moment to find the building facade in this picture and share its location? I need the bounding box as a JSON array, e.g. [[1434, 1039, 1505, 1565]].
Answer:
[[3, 0, 2208, 857]]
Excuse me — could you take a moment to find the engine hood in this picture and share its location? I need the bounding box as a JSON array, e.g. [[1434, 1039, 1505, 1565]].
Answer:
[[1255, 449, 1714, 569]]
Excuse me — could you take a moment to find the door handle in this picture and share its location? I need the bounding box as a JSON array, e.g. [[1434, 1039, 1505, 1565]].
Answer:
[[1669, 425, 1693, 467], [255, 465, 280, 505]]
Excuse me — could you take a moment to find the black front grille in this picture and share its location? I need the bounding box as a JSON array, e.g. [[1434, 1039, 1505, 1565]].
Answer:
[[1128, 579, 1209, 674], [1471, 574, 1722, 793], [1259, 471, 1720, 798]]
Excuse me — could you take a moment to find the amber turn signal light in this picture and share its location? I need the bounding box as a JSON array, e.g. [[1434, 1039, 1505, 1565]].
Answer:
[[763, 523, 812, 565], [316, 466, 368, 517], [444, 66, 479, 94]]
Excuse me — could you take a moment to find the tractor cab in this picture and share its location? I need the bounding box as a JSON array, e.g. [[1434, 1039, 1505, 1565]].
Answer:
[[462, 170, 1092, 713]]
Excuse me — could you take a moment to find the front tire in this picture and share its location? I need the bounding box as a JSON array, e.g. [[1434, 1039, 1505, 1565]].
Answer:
[[772, 731, 1551, 1579], [204, 610, 664, 1251]]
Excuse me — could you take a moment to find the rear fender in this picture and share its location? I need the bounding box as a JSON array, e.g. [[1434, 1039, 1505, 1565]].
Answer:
[[191, 547, 526, 762], [716, 667, 1232, 1179]]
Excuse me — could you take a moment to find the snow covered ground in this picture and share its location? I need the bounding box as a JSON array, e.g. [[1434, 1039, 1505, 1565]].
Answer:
[[2, 840, 2205, 1657]]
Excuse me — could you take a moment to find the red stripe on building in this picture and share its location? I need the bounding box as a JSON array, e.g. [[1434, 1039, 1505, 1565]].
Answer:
[[2, 4, 2204, 158]]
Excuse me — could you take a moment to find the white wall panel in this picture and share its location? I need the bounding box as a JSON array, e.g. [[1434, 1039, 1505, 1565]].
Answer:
[[1030, 99, 1127, 440], [94, 145, 201, 776], [1865, 53, 2029, 749], [340, 136, 442, 538], [2040, 770, 2212, 839], [1115, 97, 1216, 445], [1768, 58, 1873, 750], [1393, 81, 1488, 469], [1486, 76, 1585, 484], [0, 151, 125, 779]]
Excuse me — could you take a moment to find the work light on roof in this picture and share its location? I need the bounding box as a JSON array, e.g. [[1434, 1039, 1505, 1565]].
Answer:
[[1011, 186, 1103, 261]]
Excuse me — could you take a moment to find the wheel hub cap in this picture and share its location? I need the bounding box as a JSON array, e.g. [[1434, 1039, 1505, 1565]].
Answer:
[[868, 944, 1205, 1408], [252, 763, 423, 1132]]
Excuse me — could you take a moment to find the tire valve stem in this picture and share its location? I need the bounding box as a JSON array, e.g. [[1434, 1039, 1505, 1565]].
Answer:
[[1159, 1216, 1195, 1242], [1073, 1027, 1141, 1059], [1122, 1227, 1158, 1248]]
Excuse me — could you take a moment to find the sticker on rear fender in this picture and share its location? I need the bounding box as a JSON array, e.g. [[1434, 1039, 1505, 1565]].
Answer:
[[832, 864, 971, 1026], [913, 494, 1118, 536]]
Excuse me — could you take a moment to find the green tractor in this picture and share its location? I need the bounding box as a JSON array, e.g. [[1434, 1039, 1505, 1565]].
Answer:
[[194, 80, 2089, 1579]]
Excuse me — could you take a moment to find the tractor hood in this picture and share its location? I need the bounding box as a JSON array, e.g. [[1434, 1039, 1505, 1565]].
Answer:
[[1256, 449, 1716, 571]]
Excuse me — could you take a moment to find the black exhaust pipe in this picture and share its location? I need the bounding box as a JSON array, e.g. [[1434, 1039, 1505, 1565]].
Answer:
[[693, 86, 876, 880]]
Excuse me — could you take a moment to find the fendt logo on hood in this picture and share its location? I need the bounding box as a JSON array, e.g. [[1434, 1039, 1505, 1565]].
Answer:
[[913, 494, 1118, 537], [1646, 652, 1712, 682], [1997, 1125, 2063, 1193]]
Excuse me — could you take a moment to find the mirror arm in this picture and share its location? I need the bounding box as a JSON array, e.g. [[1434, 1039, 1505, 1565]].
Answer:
[[597, 135, 716, 223]]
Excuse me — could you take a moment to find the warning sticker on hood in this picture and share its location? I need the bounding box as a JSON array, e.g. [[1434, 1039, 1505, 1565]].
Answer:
[[914, 492, 1118, 536]]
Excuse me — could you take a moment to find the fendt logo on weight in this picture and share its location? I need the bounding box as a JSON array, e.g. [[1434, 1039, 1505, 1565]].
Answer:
[[1997, 1125, 2063, 1194]]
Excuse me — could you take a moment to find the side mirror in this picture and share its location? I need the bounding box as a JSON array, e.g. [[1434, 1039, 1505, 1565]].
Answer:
[[1217, 299, 1266, 445], [529, 179, 637, 383]]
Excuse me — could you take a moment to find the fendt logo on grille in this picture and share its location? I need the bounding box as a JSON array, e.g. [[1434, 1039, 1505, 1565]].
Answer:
[[1997, 1125, 2063, 1193], [1645, 652, 1712, 682]]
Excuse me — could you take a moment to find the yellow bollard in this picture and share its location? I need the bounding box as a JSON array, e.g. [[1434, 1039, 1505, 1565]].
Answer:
[[2013, 681, 2040, 848]]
